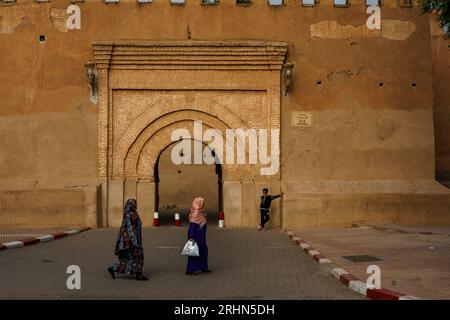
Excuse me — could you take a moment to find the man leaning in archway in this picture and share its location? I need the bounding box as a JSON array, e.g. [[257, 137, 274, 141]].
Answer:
[[259, 188, 282, 231]]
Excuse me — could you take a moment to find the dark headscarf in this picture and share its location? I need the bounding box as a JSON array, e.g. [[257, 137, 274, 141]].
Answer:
[[123, 198, 137, 216], [115, 198, 141, 255]]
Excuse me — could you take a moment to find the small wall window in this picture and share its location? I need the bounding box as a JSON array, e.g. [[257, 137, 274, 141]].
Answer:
[[302, 0, 319, 6], [333, 0, 349, 7], [444, 23, 450, 36], [268, 0, 284, 5], [366, 0, 381, 5], [170, 0, 185, 5], [201, 0, 219, 4], [237, 0, 252, 5]]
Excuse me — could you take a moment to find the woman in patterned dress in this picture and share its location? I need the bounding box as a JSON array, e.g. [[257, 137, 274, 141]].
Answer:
[[107, 199, 148, 281]]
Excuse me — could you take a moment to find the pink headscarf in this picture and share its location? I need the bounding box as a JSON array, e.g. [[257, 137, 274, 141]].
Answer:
[[189, 197, 207, 228]]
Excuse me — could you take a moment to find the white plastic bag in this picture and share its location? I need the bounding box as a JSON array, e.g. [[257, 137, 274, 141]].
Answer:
[[181, 239, 199, 257]]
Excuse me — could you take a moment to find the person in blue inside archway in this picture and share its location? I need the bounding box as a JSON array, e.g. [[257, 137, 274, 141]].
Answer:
[[186, 197, 211, 275], [107, 198, 148, 281], [259, 188, 281, 231]]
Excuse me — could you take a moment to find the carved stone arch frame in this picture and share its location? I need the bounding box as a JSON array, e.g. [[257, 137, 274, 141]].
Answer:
[[92, 40, 288, 228]]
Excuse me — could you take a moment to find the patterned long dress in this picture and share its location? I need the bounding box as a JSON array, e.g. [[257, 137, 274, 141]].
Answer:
[[186, 222, 208, 273], [111, 209, 144, 276]]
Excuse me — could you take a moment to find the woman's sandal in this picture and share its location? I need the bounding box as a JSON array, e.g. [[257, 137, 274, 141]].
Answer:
[[107, 267, 116, 279]]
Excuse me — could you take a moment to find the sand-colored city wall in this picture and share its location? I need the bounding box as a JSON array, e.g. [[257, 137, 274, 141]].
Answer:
[[0, 187, 98, 229], [1, 0, 449, 229]]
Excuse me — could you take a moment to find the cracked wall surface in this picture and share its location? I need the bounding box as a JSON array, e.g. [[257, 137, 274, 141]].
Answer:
[[310, 19, 416, 41]]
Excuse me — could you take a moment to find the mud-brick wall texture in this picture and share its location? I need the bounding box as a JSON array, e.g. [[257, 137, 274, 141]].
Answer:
[[0, 0, 449, 229]]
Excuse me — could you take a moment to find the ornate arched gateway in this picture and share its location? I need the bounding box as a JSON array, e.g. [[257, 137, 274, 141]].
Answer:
[[92, 41, 288, 228]]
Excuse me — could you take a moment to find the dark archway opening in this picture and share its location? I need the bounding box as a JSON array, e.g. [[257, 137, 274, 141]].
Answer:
[[154, 139, 222, 226]]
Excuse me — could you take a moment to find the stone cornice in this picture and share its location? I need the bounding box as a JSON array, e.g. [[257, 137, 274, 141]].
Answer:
[[92, 40, 288, 70]]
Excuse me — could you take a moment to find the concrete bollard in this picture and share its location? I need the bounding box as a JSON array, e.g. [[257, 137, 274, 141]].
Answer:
[[175, 213, 181, 227], [153, 212, 159, 227], [218, 211, 225, 228]]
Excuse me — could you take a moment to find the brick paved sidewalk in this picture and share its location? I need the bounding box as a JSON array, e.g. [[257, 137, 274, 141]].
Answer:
[[293, 225, 450, 299], [0, 226, 362, 300]]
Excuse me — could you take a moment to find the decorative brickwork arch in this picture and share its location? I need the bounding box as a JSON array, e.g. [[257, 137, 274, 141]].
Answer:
[[116, 107, 251, 179], [131, 119, 256, 181], [91, 40, 288, 228]]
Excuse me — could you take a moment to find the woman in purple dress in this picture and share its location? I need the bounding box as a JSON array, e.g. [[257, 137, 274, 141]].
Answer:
[[186, 197, 211, 275]]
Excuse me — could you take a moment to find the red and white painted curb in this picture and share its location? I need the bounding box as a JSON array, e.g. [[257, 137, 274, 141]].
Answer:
[[0, 228, 91, 252], [284, 230, 422, 300]]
